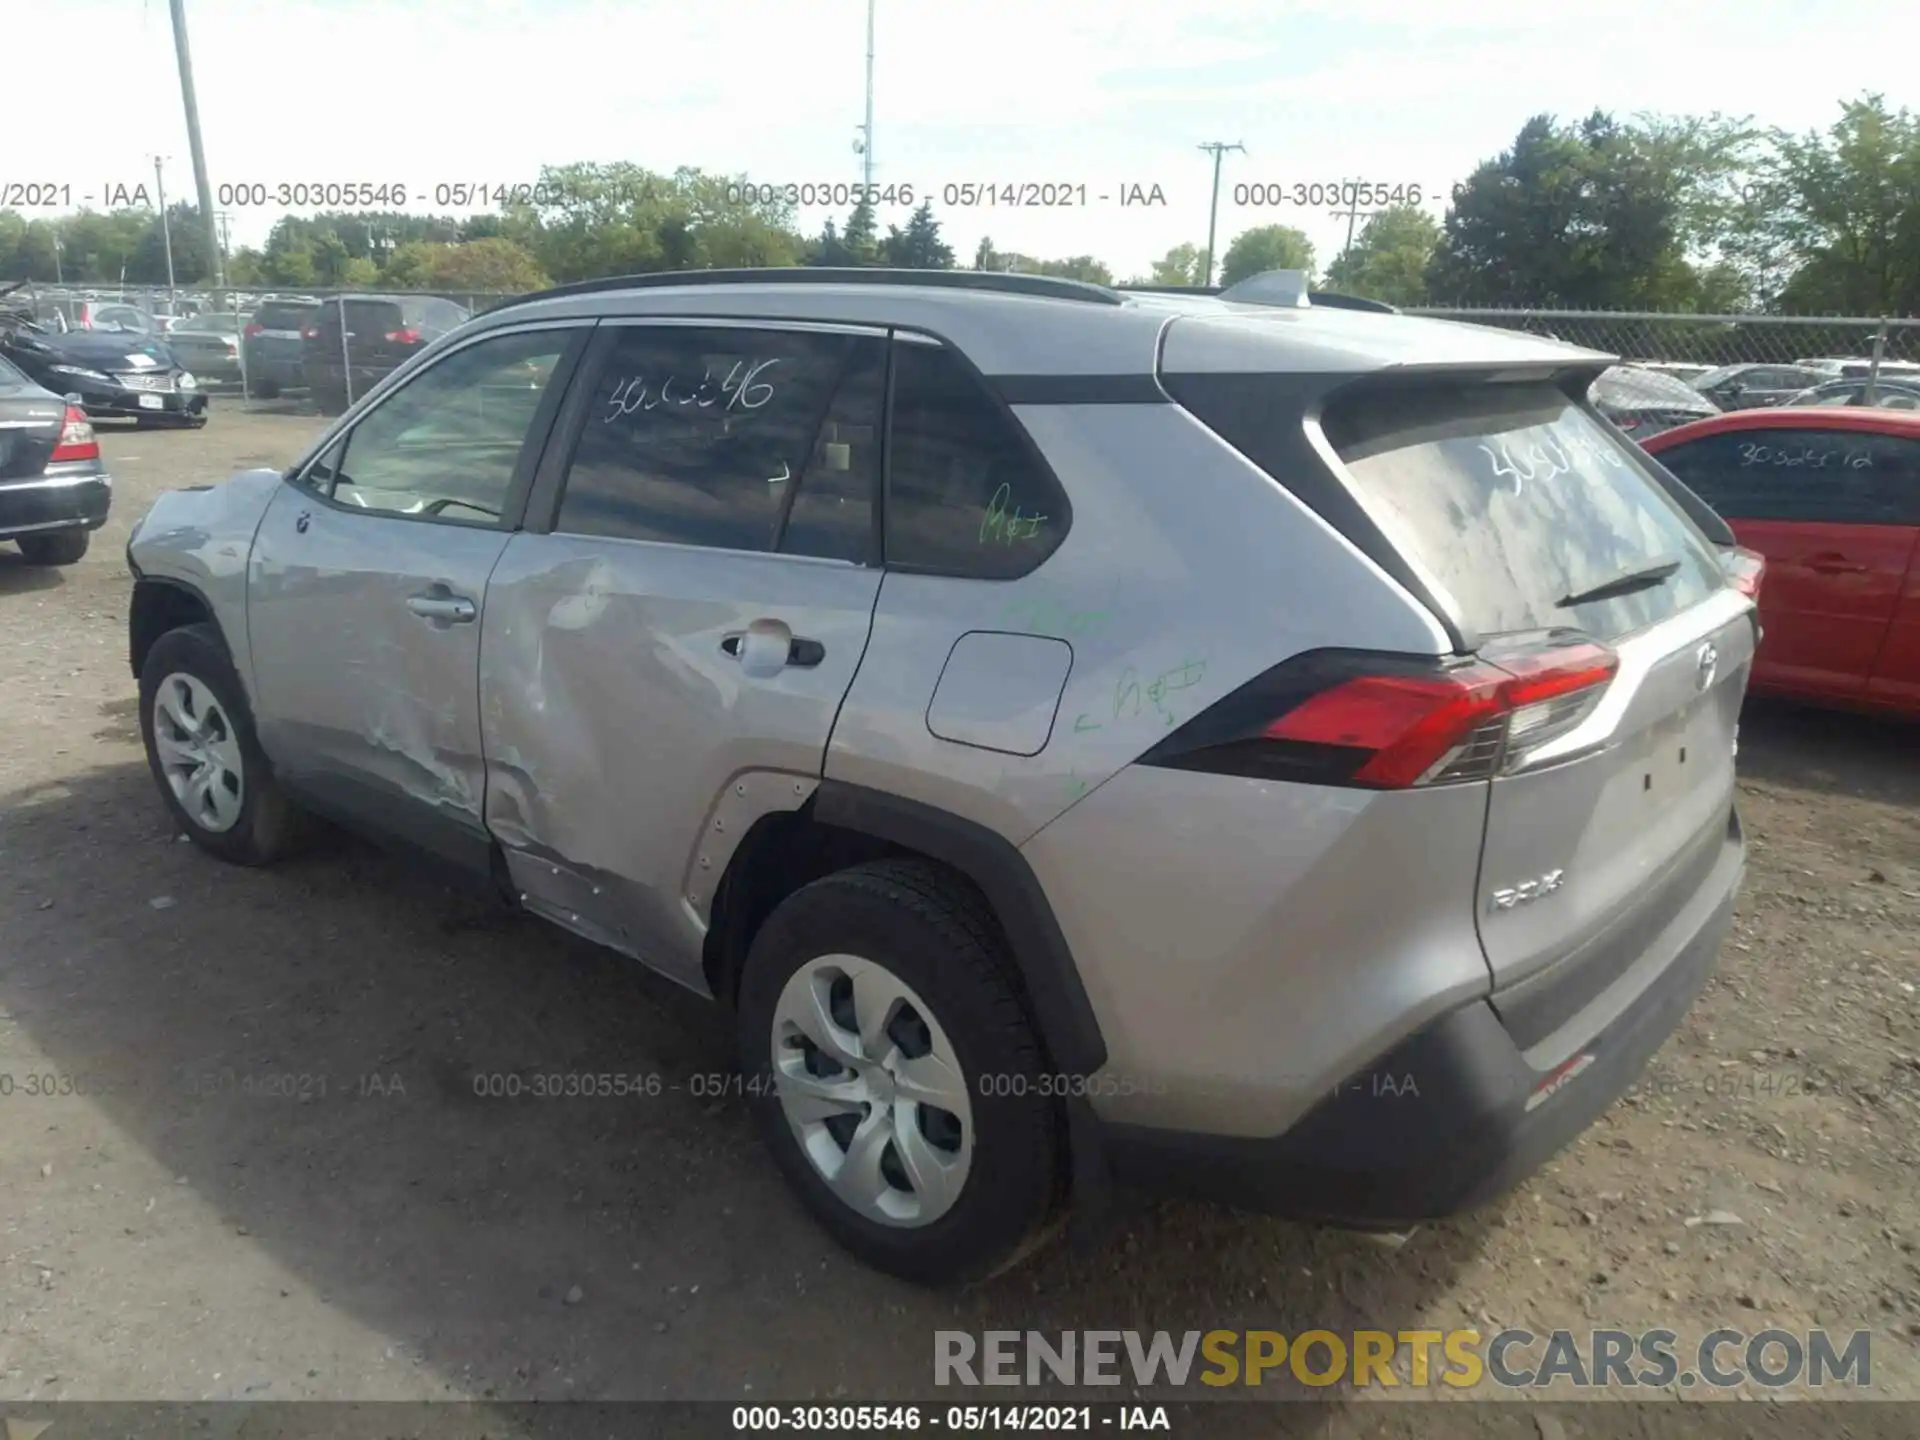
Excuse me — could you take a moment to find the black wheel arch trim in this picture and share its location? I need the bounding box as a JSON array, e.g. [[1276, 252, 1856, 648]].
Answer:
[[129, 573, 222, 678], [810, 780, 1108, 1076]]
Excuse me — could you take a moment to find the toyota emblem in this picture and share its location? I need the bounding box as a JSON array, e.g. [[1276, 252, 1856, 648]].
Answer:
[[1695, 641, 1719, 693]]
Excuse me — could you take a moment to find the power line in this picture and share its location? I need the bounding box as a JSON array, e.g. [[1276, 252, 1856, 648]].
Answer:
[[1197, 142, 1244, 287]]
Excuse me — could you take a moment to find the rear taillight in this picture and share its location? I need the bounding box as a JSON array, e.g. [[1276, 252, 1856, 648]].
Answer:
[[244, 323, 263, 338], [385, 328, 422, 344], [49, 405, 99, 463], [1722, 545, 1765, 602], [1141, 639, 1619, 790]]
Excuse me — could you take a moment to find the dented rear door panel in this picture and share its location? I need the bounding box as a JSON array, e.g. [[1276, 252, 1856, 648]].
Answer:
[[477, 536, 882, 991]]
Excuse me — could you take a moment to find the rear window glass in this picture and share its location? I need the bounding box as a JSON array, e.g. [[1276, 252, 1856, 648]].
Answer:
[[1323, 383, 1725, 642], [316, 300, 403, 332], [254, 304, 313, 329]]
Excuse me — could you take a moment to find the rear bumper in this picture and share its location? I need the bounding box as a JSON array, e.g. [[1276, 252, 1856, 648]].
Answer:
[[1101, 805, 1744, 1227], [0, 467, 113, 539]]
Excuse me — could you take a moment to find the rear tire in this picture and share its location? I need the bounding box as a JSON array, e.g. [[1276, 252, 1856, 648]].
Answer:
[[736, 859, 1065, 1285], [138, 623, 309, 866], [16, 530, 89, 565]]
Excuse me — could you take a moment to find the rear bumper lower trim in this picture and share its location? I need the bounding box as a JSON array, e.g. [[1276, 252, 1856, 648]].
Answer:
[[1099, 807, 1743, 1226]]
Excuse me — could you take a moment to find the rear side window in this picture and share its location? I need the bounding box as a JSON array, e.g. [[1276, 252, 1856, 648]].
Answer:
[[556, 325, 883, 558], [1657, 429, 1920, 525], [885, 343, 1069, 578], [1322, 382, 1725, 642]]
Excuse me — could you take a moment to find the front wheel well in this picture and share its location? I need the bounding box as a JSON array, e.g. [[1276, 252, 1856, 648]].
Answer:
[[130, 579, 216, 679]]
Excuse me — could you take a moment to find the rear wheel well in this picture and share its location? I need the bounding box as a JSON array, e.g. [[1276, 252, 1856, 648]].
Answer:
[[130, 579, 217, 679], [702, 809, 1052, 1063]]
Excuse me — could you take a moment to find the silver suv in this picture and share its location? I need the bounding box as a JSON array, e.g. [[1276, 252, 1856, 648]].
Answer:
[[125, 269, 1756, 1284]]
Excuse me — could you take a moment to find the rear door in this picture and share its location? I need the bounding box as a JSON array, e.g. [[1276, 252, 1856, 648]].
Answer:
[[476, 319, 887, 988], [1655, 424, 1915, 701], [1317, 380, 1751, 996]]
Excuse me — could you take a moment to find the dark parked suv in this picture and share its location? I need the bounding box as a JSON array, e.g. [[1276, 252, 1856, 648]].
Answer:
[[301, 294, 470, 414], [242, 299, 318, 398]]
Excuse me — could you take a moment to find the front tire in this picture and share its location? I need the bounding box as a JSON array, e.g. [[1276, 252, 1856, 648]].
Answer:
[[138, 624, 307, 865], [16, 530, 90, 565], [737, 859, 1065, 1285]]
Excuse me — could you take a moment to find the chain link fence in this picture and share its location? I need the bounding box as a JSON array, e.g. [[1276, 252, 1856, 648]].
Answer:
[[12, 281, 1920, 418]]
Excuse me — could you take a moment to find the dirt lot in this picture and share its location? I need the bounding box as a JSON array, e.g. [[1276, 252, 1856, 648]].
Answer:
[[1, 406, 1916, 1421]]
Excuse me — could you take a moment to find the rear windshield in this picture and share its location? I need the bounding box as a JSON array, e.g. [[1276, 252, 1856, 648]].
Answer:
[[1323, 382, 1725, 642], [253, 304, 313, 329], [314, 300, 403, 333]]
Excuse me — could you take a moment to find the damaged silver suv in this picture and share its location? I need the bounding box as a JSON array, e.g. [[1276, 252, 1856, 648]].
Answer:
[[125, 269, 1757, 1284]]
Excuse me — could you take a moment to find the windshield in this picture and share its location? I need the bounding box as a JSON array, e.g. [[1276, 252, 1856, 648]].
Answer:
[[1325, 381, 1725, 642]]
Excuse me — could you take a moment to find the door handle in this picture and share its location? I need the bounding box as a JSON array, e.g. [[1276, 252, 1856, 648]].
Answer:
[[720, 632, 825, 667], [407, 592, 477, 623], [1806, 554, 1868, 575]]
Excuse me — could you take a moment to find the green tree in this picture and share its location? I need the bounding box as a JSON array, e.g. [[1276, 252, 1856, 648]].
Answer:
[[1322, 205, 1440, 306], [1144, 243, 1207, 286], [383, 237, 551, 293], [1754, 95, 1920, 315], [129, 203, 218, 285], [973, 235, 1000, 270], [1427, 112, 1701, 308], [880, 202, 954, 269], [0, 211, 62, 281], [499, 163, 804, 280], [807, 219, 858, 267], [1219, 225, 1315, 287], [840, 200, 879, 264], [995, 253, 1113, 284]]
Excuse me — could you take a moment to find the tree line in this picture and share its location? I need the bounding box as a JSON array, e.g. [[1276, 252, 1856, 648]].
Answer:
[[1, 94, 1912, 316]]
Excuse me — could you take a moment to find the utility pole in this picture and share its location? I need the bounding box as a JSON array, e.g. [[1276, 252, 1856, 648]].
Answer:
[[154, 156, 178, 306], [168, 0, 223, 293], [1197, 141, 1244, 287], [1331, 179, 1388, 263], [856, 0, 876, 190]]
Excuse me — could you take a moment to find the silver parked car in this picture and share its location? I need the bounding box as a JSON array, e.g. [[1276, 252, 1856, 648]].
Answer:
[[123, 269, 1756, 1284]]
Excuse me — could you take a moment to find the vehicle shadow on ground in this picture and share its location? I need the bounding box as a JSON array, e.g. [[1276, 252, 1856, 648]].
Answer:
[[1735, 696, 1920, 808], [0, 759, 1490, 1408], [0, 552, 68, 595]]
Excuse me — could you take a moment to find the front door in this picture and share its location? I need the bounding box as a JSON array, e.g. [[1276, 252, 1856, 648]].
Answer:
[[477, 320, 888, 987], [246, 323, 584, 870]]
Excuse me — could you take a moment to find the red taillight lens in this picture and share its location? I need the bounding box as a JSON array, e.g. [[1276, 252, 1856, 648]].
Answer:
[[1722, 545, 1765, 601], [50, 405, 100, 463], [244, 323, 264, 337], [1143, 640, 1620, 790], [385, 328, 422, 344]]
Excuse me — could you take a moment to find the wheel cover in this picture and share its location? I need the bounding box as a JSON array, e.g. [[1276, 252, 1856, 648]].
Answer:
[[152, 671, 245, 834], [770, 954, 975, 1228]]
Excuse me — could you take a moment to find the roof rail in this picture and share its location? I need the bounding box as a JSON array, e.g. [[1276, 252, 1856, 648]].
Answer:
[[483, 267, 1125, 316]]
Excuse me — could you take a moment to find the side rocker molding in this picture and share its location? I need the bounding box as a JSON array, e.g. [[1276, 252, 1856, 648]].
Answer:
[[810, 781, 1109, 1076]]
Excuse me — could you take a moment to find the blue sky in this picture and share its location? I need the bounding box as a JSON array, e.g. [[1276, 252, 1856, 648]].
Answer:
[[22, 0, 1916, 279]]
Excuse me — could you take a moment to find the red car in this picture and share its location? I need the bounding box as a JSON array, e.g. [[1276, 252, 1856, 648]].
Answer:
[[1642, 407, 1920, 715]]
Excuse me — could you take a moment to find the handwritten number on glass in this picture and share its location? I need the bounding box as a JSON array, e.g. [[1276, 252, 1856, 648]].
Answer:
[[603, 358, 781, 424], [1480, 422, 1623, 494], [1737, 442, 1873, 470]]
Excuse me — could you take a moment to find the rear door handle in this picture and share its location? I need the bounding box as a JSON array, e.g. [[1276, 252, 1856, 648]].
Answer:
[[720, 632, 825, 667], [1806, 553, 1868, 575], [407, 591, 477, 623]]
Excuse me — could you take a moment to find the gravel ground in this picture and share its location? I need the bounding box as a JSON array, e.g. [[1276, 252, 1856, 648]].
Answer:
[[0, 407, 1915, 1421]]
